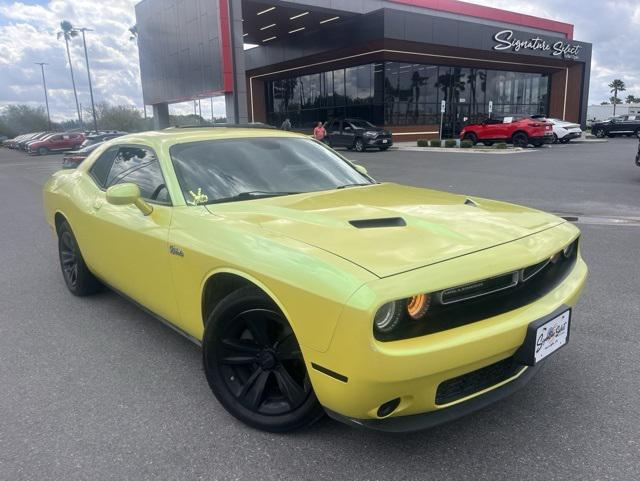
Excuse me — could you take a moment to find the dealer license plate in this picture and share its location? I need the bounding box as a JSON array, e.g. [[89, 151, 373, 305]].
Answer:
[[382, 139, 388, 144], [534, 310, 570, 363]]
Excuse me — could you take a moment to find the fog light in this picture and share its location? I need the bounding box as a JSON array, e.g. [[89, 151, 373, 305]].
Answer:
[[377, 398, 401, 418]]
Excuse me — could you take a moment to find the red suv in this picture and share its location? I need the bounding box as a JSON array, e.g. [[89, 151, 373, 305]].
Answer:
[[28, 132, 85, 156], [460, 116, 554, 148]]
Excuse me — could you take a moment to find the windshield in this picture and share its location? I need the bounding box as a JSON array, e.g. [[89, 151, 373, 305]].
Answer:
[[349, 120, 377, 129], [170, 137, 373, 205]]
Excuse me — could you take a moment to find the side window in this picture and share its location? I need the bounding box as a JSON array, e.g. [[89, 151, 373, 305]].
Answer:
[[328, 121, 340, 133], [89, 147, 119, 188], [106, 147, 170, 204]]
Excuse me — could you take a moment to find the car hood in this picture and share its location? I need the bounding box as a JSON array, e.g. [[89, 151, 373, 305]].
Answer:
[[205, 183, 565, 278]]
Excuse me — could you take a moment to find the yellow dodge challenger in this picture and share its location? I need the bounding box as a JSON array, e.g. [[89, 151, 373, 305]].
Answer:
[[43, 126, 587, 433]]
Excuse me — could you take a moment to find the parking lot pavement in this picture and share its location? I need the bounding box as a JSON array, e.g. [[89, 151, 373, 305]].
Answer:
[[1, 140, 639, 481]]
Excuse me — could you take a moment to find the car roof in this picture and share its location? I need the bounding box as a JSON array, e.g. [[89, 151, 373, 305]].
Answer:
[[110, 127, 306, 150]]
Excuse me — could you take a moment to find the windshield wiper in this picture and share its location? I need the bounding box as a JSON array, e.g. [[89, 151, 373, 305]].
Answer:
[[336, 183, 373, 190], [207, 191, 300, 204]]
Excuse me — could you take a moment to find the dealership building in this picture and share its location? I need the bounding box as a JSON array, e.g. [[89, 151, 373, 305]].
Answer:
[[135, 0, 592, 139]]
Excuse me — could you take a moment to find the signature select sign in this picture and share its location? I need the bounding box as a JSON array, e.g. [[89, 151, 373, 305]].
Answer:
[[492, 29, 582, 59]]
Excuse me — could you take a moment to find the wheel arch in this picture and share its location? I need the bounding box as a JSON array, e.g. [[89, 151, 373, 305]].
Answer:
[[54, 211, 68, 235], [201, 268, 293, 330], [510, 130, 529, 141]]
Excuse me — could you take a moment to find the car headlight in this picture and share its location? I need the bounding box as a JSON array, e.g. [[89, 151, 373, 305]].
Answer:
[[373, 294, 432, 335], [363, 131, 378, 137]]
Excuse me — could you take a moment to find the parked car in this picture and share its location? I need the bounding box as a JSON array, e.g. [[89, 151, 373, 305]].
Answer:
[[62, 141, 105, 169], [43, 126, 586, 433], [532, 116, 582, 143], [80, 131, 127, 148], [326, 118, 393, 152], [635, 132, 640, 167], [460, 116, 554, 147], [27, 132, 85, 155], [21, 131, 55, 151], [5, 132, 41, 149], [591, 115, 640, 138]]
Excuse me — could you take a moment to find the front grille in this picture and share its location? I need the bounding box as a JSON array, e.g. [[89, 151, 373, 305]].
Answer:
[[376, 237, 579, 341], [435, 356, 523, 405]]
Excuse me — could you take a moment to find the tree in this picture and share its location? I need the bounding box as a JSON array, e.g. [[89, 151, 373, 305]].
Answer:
[[609, 96, 623, 104], [0, 105, 50, 137], [57, 21, 83, 128], [600, 101, 610, 105], [91, 102, 146, 132], [608, 79, 626, 115], [625, 95, 639, 104]]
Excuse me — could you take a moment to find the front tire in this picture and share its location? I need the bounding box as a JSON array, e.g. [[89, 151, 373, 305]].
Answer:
[[202, 286, 324, 432], [354, 138, 365, 152], [57, 221, 102, 296], [38, 146, 48, 156], [594, 129, 606, 138], [463, 133, 477, 145]]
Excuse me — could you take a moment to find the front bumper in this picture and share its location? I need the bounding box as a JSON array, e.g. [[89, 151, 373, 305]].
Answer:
[[364, 136, 393, 148], [304, 223, 587, 431], [325, 360, 542, 433]]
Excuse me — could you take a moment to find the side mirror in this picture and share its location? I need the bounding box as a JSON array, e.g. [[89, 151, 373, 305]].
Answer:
[[106, 183, 153, 215], [354, 164, 368, 175]]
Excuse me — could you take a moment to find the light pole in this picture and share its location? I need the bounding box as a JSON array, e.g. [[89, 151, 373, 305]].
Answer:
[[35, 62, 51, 130], [77, 27, 99, 133]]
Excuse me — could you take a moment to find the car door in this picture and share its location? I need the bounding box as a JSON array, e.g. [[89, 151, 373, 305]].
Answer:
[[341, 121, 357, 147], [327, 120, 341, 147], [47, 135, 64, 150], [83, 145, 179, 323]]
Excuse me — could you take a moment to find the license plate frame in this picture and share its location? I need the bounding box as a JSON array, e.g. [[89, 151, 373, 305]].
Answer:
[[514, 307, 571, 366]]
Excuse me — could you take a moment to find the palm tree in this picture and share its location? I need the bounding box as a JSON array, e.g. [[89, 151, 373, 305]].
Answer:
[[129, 24, 138, 41], [57, 20, 83, 128], [608, 79, 626, 116]]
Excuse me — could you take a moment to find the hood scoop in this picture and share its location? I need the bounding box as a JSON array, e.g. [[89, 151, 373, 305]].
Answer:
[[349, 217, 406, 229]]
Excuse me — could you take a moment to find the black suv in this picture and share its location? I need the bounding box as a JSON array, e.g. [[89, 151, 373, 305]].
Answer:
[[326, 119, 392, 152], [591, 115, 640, 138]]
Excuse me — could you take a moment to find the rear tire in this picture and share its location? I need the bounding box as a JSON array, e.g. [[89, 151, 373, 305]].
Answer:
[[512, 132, 529, 148], [202, 286, 324, 432], [57, 221, 102, 296], [552, 133, 559, 144]]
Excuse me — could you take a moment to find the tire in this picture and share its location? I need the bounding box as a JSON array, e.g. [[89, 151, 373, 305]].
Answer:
[[552, 133, 559, 144], [202, 286, 324, 432], [379, 146, 390, 151], [463, 133, 477, 145], [482, 141, 493, 146], [512, 132, 529, 148], [594, 129, 606, 138], [57, 220, 102, 296], [354, 138, 365, 152], [38, 146, 48, 156]]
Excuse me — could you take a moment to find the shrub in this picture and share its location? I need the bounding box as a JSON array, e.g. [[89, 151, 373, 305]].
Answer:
[[429, 139, 441, 147], [417, 139, 429, 147], [444, 139, 457, 148], [460, 140, 473, 148], [495, 142, 508, 149]]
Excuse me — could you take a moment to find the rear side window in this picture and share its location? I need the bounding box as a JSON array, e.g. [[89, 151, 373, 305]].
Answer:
[[89, 147, 119, 187]]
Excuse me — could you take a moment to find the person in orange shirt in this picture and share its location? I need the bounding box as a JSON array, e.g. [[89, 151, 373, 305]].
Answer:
[[313, 121, 327, 143]]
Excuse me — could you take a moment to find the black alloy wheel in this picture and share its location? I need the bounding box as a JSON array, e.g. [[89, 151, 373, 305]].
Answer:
[[512, 132, 529, 148], [57, 221, 102, 296], [463, 133, 477, 145], [203, 287, 324, 432], [354, 138, 365, 152]]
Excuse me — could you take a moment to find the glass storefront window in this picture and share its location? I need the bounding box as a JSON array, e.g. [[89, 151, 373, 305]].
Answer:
[[265, 61, 550, 130]]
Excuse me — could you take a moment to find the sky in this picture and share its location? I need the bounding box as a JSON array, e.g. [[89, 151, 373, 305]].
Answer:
[[0, 0, 639, 121]]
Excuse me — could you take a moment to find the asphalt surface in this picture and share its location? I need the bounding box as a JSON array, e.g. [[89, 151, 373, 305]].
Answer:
[[1, 139, 639, 481]]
